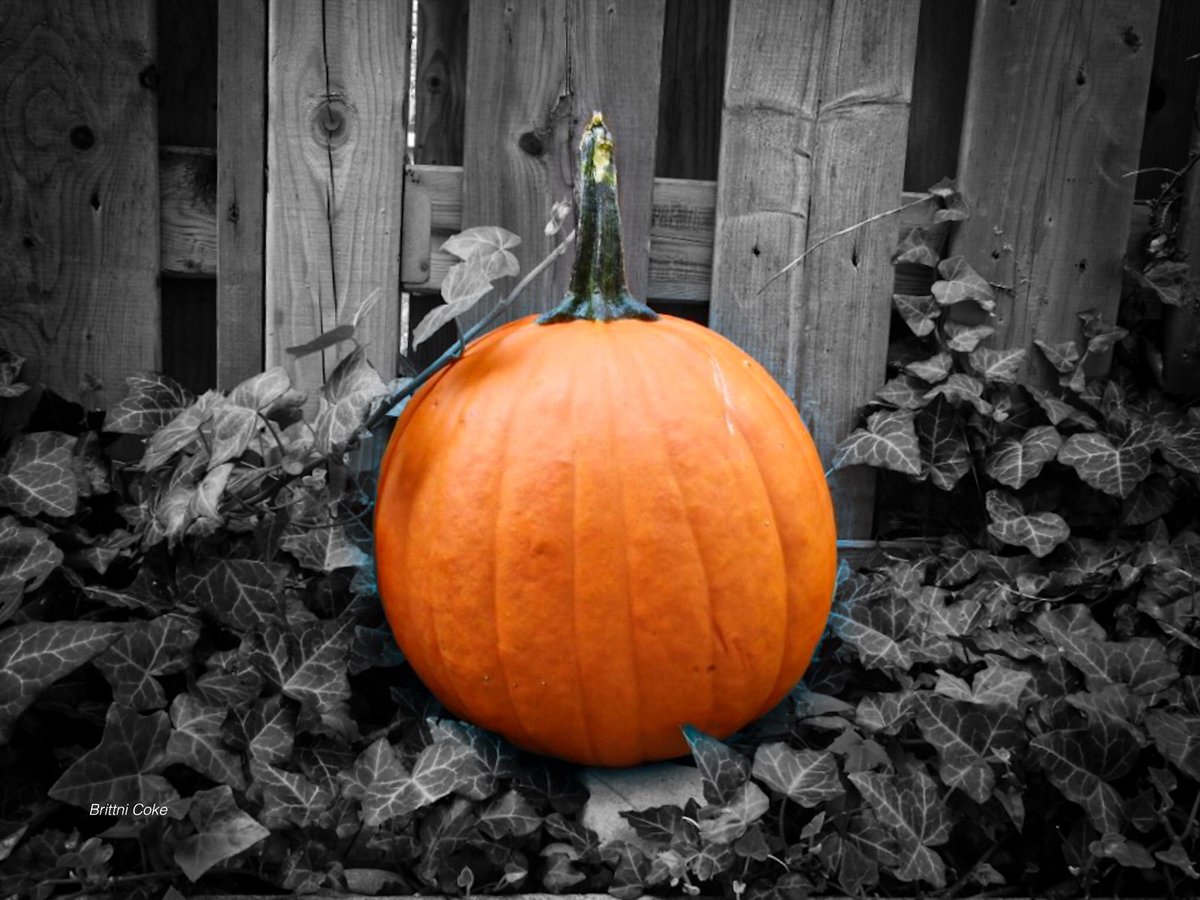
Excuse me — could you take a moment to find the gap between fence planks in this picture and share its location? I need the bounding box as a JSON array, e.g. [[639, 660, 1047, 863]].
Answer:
[[458, 0, 667, 330], [264, 0, 410, 401], [950, 0, 1160, 386], [708, 0, 921, 541], [216, 0, 267, 388], [0, 0, 161, 402]]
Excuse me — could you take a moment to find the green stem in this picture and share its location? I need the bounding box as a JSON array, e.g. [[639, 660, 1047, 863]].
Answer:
[[538, 112, 656, 324]]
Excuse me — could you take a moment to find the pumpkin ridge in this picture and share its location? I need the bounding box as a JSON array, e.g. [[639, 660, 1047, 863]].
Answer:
[[477, 345, 546, 753], [622, 327, 720, 741], [413, 353, 511, 727], [602, 325, 646, 763], [710, 326, 836, 709], [565, 361, 601, 763]]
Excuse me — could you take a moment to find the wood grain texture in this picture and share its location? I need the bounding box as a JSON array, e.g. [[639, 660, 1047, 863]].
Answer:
[[709, 0, 830, 390], [217, 0, 266, 388], [265, 0, 410, 400], [415, 0, 469, 166], [951, 0, 1159, 384], [460, 0, 667, 328], [0, 0, 161, 401], [160, 146, 217, 277], [798, 0, 921, 540]]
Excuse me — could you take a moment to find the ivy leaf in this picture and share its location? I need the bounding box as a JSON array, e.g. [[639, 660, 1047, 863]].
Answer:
[[943, 321, 994, 352], [1122, 474, 1177, 526], [208, 404, 259, 468], [1025, 386, 1097, 428], [986, 490, 1070, 558], [414, 257, 494, 349], [417, 797, 477, 886], [173, 785, 269, 882], [832, 409, 921, 476], [48, 705, 178, 809], [1156, 842, 1200, 879], [1144, 711, 1200, 781], [165, 694, 246, 789], [1058, 431, 1152, 498], [891, 229, 940, 268], [914, 694, 1024, 803], [93, 614, 201, 710], [178, 558, 289, 631], [140, 393, 218, 470], [0, 621, 123, 743], [314, 348, 387, 453], [280, 524, 370, 572], [682, 726, 751, 805], [250, 760, 333, 828], [225, 695, 297, 765], [916, 396, 971, 490], [984, 425, 1062, 489], [928, 178, 969, 221], [829, 573, 912, 670], [892, 293, 940, 336], [0, 348, 27, 396], [924, 373, 992, 415], [876, 374, 929, 410], [969, 347, 1026, 385], [1030, 723, 1139, 833], [229, 367, 293, 412], [285, 323, 356, 359], [848, 770, 951, 888], [1035, 339, 1081, 374], [856, 691, 914, 734], [970, 664, 1033, 708], [478, 789, 542, 839], [0, 432, 78, 517], [932, 256, 995, 311], [1090, 833, 1155, 869], [1160, 407, 1200, 474], [247, 619, 354, 733], [0, 516, 64, 591], [751, 743, 843, 807], [904, 352, 953, 384], [621, 804, 688, 844], [441, 225, 522, 279], [697, 782, 770, 844], [106, 373, 192, 435]]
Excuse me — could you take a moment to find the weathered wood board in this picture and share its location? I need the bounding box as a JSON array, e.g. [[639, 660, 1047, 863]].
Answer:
[[709, 0, 920, 540], [460, 0, 667, 328], [216, 0, 267, 388], [951, 0, 1160, 384], [264, 0, 410, 401], [0, 0, 161, 401]]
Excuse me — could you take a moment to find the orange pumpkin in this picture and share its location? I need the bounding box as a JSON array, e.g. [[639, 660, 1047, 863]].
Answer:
[[376, 114, 836, 766]]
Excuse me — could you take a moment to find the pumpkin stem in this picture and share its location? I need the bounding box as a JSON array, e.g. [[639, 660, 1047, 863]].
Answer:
[[538, 113, 658, 324]]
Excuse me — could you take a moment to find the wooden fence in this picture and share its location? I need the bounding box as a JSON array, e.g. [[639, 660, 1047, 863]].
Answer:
[[1, 0, 1193, 541]]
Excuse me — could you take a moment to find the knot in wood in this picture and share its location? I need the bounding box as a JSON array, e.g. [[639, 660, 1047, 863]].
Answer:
[[313, 96, 351, 149], [518, 130, 545, 157], [69, 125, 95, 151]]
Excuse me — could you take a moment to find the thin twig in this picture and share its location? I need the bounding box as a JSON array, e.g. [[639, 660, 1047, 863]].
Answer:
[[757, 194, 934, 294]]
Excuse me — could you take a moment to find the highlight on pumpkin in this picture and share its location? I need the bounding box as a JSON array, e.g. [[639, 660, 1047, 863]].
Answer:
[[374, 115, 838, 766]]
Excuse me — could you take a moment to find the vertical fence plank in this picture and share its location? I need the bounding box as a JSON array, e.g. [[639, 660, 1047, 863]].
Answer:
[[415, 0, 468, 167], [709, 0, 919, 539], [708, 0, 830, 391], [461, 0, 667, 328], [216, 0, 266, 388], [798, 1, 921, 540], [0, 0, 160, 401], [265, 0, 410, 400], [951, 0, 1159, 383]]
